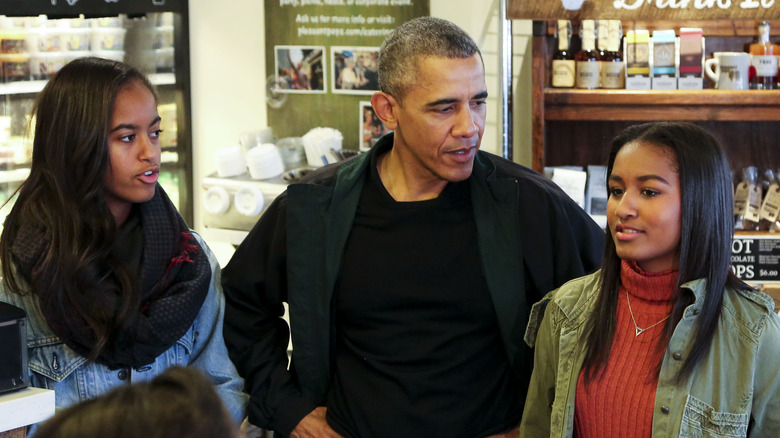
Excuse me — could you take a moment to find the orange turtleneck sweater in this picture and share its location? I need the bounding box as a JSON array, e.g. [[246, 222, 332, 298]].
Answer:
[[574, 260, 678, 438]]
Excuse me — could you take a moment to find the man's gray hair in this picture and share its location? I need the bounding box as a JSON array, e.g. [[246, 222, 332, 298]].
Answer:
[[378, 16, 482, 101]]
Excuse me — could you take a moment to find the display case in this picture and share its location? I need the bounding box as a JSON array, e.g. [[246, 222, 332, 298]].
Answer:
[[0, 0, 193, 224]]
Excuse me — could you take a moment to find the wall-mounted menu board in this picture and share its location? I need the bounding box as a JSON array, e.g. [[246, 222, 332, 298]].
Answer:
[[508, 0, 780, 21]]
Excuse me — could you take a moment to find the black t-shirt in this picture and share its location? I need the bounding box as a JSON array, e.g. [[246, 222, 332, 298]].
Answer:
[[326, 155, 522, 438]]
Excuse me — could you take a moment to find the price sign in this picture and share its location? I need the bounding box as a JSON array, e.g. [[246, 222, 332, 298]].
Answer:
[[731, 235, 780, 284]]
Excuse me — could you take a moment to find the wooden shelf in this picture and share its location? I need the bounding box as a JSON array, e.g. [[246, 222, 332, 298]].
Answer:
[[540, 20, 780, 37], [530, 20, 780, 173], [544, 89, 780, 121]]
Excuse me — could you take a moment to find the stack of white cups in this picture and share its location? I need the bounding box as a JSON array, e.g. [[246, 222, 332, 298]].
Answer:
[[215, 145, 247, 177], [246, 143, 284, 180], [302, 127, 343, 167]]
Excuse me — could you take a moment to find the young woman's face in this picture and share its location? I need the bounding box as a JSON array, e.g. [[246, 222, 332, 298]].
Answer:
[[103, 80, 161, 225], [607, 141, 682, 272]]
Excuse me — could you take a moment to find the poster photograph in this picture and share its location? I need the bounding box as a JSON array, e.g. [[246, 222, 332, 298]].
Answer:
[[265, 0, 429, 147], [332, 46, 380, 95], [274, 45, 326, 93], [359, 101, 391, 151]]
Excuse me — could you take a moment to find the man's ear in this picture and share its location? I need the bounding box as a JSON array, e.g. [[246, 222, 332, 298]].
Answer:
[[370, 92, 399, 131]]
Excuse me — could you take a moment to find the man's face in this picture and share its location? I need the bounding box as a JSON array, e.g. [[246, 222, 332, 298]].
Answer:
[[390, 55, 487, 186]]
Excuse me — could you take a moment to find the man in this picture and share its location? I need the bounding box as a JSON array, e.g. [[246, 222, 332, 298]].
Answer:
[[222, 17, 604, 438]]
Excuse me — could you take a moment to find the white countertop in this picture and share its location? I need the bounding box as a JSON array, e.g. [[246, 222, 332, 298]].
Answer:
[[0, 387, 55, 432]]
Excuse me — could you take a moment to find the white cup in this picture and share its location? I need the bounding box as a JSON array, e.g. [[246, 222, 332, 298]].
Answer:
[[561, 0, 585, 10], [705, 52, 750, 90]]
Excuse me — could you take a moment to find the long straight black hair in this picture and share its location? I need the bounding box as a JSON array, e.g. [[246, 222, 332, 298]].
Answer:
[[0, 57, 156, 361], [581, 122, 748, 382]]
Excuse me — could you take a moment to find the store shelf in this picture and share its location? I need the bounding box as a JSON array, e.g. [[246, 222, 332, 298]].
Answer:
[[148, 73, 176, 86], [161, 150, 179, 164], [734, 231, 780, 239], [0, 73, 176, 96], [529, 19, 780, 173], [544, 89, 780, 122], [534, 20, 780, 38], [0, 80, 49, 96], [0, 168, 30, 184]]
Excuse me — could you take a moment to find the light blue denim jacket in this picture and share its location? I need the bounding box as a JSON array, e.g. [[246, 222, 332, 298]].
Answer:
[[519, 270, 780, 438], [0, 232, 247, 430]]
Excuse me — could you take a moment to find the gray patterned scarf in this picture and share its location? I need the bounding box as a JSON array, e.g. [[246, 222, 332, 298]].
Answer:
[[12, 185, 211, 369]]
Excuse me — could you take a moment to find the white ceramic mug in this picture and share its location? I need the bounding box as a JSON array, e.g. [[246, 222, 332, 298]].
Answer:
[[561, 0, 586, 10], [705, 52, 750, 90]]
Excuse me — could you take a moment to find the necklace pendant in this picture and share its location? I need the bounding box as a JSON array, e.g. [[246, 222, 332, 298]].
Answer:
[[635, 326, 644, 337]]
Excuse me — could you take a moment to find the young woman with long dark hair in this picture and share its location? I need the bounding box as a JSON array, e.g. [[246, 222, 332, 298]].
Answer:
[[519, 122, 780, 437], [0, 57, 245, 429]]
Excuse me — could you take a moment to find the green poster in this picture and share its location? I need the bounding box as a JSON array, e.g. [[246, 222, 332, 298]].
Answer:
[[265, 0, 429, 152]]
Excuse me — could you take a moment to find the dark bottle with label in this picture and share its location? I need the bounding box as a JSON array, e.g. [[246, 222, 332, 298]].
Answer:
[[749, 21, 778, 90], [552, 20, 575, 88], [576, 19, 601, 89], [600, 20, 624, 89], [597, 20, 609, 59]]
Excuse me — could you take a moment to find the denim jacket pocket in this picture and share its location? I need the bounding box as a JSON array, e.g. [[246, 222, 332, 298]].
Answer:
[[28, 340, 86, 383], [169, 329, 193, 364], [680, 395, 749, 438], [150, 325, 194, 368]]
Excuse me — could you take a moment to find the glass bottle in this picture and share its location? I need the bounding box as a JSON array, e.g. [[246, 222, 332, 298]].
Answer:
[[749, 21, 778, 90], [551, 20, 575, 88], [596, 20, 610, 58], [597, 20, 609, 59], [576, 19, 601, 89], [600, 20, 624, 89]]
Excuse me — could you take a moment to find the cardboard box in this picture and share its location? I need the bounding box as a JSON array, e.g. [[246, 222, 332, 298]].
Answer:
[[625, 29, 651, 89], [679, 28, 704, 90], [652, 29, 678, 90]]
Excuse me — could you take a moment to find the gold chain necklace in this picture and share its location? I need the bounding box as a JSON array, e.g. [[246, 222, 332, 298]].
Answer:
[[626, 290, 671, 337]]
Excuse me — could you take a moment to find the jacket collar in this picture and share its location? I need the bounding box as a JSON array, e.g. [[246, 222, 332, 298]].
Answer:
[[314, 134, 525, 365], [683, 277, 775, 313], [332, 134, 515, 204], [545, 274, 775, 331]]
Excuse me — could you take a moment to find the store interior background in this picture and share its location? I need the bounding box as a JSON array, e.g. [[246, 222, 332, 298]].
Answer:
[[188, 0, 533, 264]]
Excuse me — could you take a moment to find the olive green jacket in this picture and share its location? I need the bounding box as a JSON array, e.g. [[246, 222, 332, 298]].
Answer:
[[520, 270, 780, 438]]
